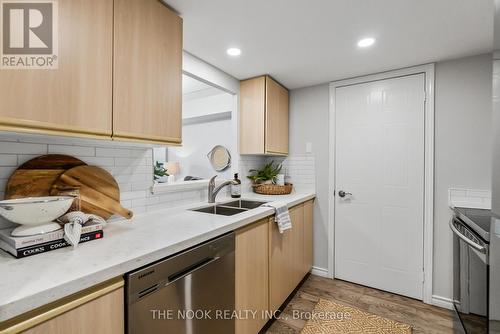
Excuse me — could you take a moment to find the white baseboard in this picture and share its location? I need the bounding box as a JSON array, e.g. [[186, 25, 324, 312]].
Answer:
[[310, 266, 329, 278], [431, 295, 454, 310]]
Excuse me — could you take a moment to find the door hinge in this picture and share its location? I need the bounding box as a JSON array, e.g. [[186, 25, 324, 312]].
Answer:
[[422, 271, 425, 283], [423, 91, 427, 102]]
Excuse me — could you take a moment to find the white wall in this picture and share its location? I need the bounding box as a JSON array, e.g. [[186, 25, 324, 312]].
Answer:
[[288, 84, 330, 271], [181, 51, 241, 178], [288, 53, 492, 300], [183, 91, 233, 118], [433, 54, 492, 299], [168, 91, 235, 180]]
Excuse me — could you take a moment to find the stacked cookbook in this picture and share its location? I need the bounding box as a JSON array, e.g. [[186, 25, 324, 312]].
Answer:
[[0, 221, 104, 258]]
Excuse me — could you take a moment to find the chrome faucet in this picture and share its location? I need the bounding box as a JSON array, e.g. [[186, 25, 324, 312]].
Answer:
[[208, 175, 237, 203]]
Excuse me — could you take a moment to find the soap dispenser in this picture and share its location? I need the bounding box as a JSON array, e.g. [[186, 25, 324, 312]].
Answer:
[[231, 173, 241, 198]]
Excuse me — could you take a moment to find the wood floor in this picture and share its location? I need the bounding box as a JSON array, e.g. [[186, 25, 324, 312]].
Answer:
[[264, 275, 462, 334]]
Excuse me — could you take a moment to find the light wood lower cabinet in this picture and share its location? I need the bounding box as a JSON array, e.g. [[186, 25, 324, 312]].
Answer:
[[0, 278, 124, 334], [269, 200, 314, 312], [235, 200, 314, 334], [303, 200, 314, 275], [235, 218, 269, 334]]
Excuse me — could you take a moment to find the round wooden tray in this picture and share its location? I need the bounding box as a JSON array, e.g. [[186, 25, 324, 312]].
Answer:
[[252, 183, 293, 195]]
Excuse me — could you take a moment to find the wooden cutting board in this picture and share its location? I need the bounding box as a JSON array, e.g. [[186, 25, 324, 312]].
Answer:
[[6, 155, 86, 199], [51, 166, 133, 220]]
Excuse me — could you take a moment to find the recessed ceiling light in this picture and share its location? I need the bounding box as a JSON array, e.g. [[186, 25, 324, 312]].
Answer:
[[226, 47, 242, 56], [357, 38, 376, 48]]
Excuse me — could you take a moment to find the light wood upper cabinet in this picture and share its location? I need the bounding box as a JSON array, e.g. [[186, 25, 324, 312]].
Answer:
[[1, 278, 124, 334], [240, 76, 289, 155], [266, 77, 289, 155], [235, 218, 269, 334], [113, 0, 183, 145], [0, 0, 183, 145], [0, 0, 113, 138], [240, 77, 266, 154]]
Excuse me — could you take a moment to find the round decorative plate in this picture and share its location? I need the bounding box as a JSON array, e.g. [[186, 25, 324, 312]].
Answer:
[[207, 145, 231, 171]]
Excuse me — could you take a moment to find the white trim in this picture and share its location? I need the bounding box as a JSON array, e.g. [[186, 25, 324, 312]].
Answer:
[[328, 64, 435, 304], [431, 295, 454, 310], [310, 266, 329, 278]]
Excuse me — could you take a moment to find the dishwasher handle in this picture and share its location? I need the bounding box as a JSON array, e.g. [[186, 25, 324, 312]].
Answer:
[[449, 218, 486, 254], [166, 256, 220, 286]]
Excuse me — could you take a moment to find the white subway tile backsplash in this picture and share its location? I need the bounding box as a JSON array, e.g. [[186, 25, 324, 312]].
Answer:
[[0, 134, 318, 231], [79, 157, 115, 167], [130, 198, 148, 207], [17, 154, 41, 165], [0, 167, 16, 179], [0, 136, 214, 229], [0, 142, 47, 155], [449, 188, 491, 209], [96, 147, 132, 158], [48, 145, 96, 157], [121, 190, 148, 201], [0, 155, 17, 166], [114, 156, 151, 167]]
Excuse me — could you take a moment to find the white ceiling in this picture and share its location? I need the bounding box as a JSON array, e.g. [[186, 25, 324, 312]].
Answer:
[[167, 0, 494, 89]]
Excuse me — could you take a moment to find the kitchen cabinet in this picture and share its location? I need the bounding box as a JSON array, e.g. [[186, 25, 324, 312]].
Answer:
[[0, 0, 113, 139], [240, 76, 289, 155], [113, 0, 183, 145], [303, 200, 314, 274], [0, 278, 124, 334], [268, 200, 314, 312], [0, 0, 183, 145], [235, 218, 269, 334]]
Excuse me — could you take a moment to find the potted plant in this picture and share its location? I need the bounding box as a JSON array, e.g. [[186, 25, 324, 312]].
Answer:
[[247, 161, 282, 185], [154, 162, 169, 183]]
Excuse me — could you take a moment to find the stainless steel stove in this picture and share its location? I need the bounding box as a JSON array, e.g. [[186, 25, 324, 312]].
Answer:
[[451, 207, 494, 334]]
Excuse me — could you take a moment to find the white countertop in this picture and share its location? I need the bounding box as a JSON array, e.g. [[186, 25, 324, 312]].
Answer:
[[0, 191, 315, 322]]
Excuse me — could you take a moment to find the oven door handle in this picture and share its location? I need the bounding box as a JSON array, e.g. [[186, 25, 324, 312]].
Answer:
[[449, 218, 487, 254]]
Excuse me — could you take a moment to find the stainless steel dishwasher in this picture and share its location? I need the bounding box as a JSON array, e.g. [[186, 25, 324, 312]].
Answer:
[[126, 233, 235, 334]]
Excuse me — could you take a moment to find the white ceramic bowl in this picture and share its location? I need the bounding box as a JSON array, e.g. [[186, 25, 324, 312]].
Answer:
[[0, 196, 73, 225]]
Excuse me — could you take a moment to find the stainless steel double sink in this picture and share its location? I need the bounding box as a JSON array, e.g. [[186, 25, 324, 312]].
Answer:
[[191, 199, 268, 216]]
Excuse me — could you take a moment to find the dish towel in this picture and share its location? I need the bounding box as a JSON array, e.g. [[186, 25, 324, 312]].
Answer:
[[58, 212, 106, 249], [263, 202, 292, 233]]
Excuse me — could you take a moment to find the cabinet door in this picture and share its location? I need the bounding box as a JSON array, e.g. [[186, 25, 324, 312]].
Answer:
[[21, 288, 123, 334], [239, 76, 266, 154], [0, 279, 125, 334], [269, 215, 293, 312], [0, 0, 113, 138], [235, 219, 269, 334], [290, 204, 305, 287], [113, 0, 182, 144], [265, 76, 289, 155], [303, 200, 314, 275]]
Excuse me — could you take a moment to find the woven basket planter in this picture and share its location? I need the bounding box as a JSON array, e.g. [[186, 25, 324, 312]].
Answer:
[[252, 183, 293, 195]]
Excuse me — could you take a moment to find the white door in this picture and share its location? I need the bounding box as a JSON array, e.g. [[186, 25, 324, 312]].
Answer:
[[334, 74, 425, 299]]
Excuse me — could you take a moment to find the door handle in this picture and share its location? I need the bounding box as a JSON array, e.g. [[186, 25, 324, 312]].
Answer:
[[338, 190, 352, 198], [449, 218, 487, 254]]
